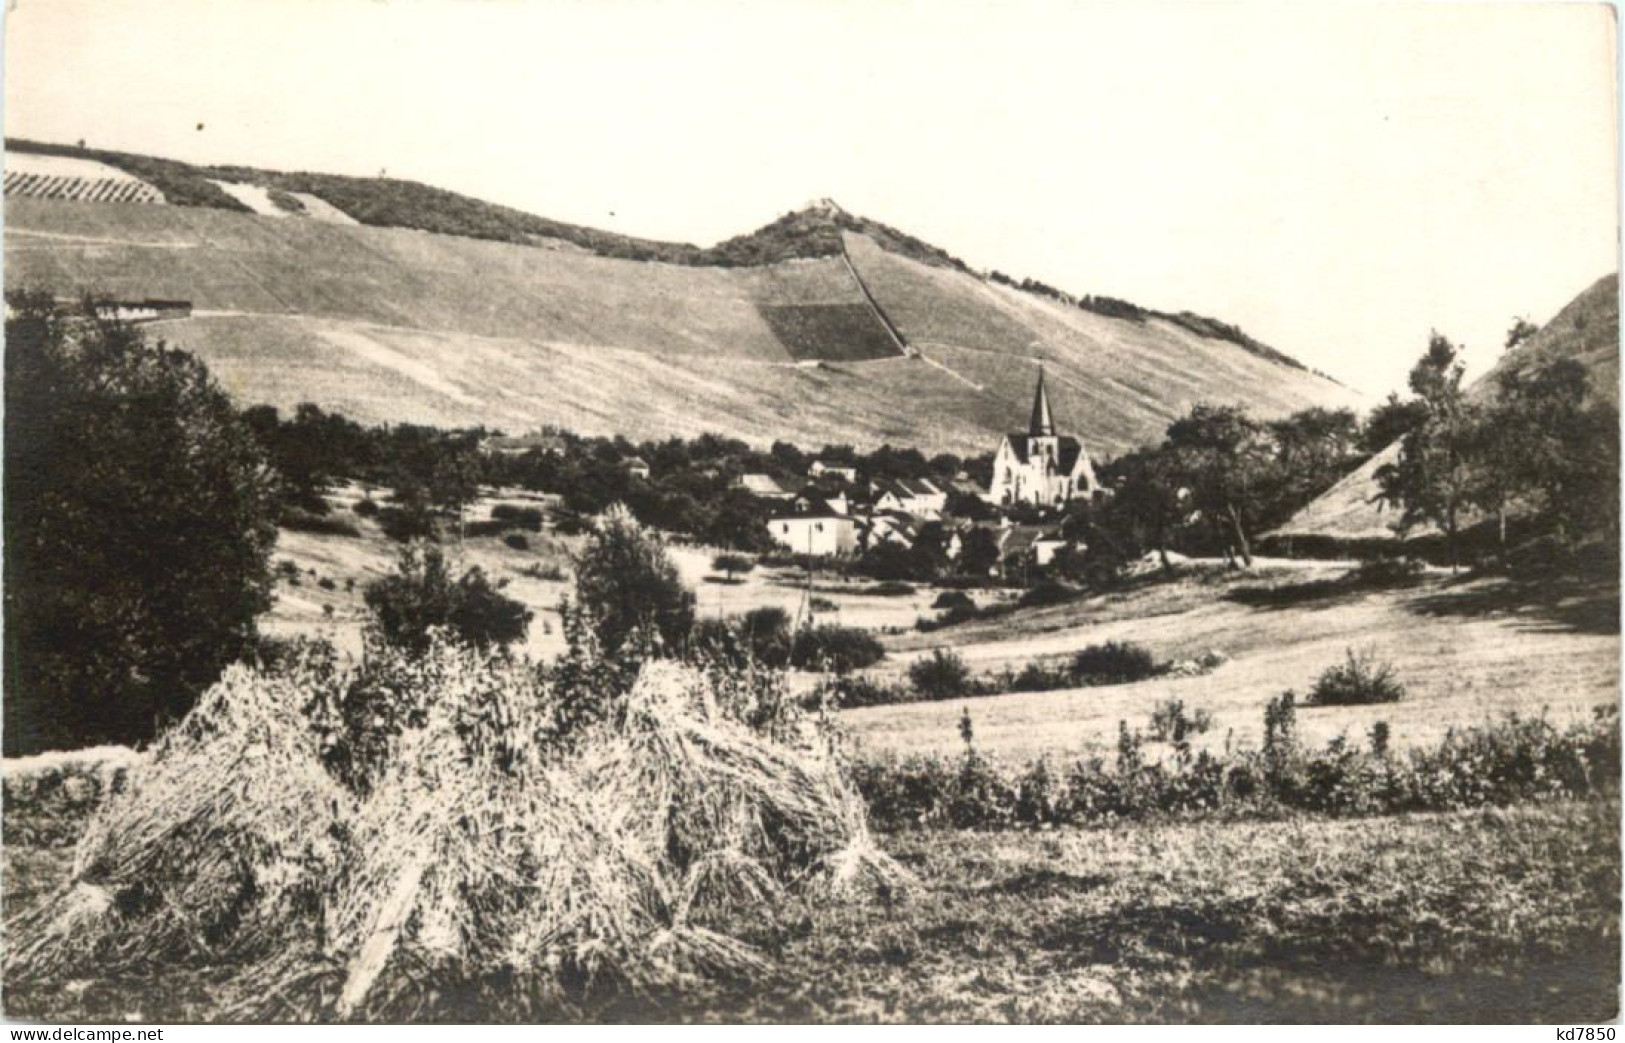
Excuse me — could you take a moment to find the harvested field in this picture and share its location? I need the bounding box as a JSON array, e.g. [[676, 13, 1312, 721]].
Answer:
[[6, 792, 1615, 1022]]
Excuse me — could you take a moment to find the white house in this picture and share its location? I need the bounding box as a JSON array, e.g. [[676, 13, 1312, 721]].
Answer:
[[1000, 525, 1071, 567], [768, 511, 858, 557], [988, 368, 1099, 507], [792, 488, 849, 515]]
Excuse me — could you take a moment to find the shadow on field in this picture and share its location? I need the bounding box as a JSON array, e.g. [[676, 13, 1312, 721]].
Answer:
[[1181, 943, 1620, 1024], [1405, 574, 1621, 636], [1223, 576, 1414, 612]]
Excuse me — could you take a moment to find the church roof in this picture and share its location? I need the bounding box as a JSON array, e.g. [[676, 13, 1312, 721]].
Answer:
[[1003, 434, 1088, 474], [1029, 367, 1055, 436]]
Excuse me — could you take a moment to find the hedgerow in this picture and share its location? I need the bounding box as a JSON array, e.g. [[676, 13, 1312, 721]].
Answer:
[[852, 700, 1620, 831]]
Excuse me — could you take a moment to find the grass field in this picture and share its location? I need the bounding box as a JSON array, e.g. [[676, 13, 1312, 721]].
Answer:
[[848, 561, 1620, 760], [4, 797, 1614, 1022], [260, 487, 1001, 662]]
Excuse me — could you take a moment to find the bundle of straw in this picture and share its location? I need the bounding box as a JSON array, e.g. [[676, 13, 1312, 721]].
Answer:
[[7, 639, 909, 1021]]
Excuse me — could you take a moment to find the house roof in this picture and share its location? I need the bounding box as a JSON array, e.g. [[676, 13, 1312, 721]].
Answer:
[[739, 473, 793, 496], [875, 476, 943, 500], [1000, 524, 1064, 555], [771, 507, 853, 523]]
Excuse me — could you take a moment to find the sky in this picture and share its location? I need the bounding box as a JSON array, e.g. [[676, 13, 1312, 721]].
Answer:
[[4, 0, 1618, 399]]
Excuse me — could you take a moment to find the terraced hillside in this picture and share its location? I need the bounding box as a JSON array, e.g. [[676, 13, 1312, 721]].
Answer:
[[5, 153, 1363, 455], [1272, 274, 1618, 541]]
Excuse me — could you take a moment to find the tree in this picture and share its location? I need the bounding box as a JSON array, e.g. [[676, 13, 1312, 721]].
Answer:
[[1374, 333, 1479, 571], [958, 526, 1001, 578], [1265, 407, 1363, 528], [1505, 316, 1540, 351], [363, 542, 532, 654], [573, 505, 696, 657], [3, 294, 279, 753], [1476, 358, 1619, 549], [1164, 404, 1274, 567], [711, 552, 755, 582], [1099, 447, 1184, 572], [1359, 393, 1430, 455]]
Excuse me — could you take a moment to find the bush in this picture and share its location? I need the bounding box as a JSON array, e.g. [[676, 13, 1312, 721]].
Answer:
[[908, 649, 973, 700], [790, 625, 886, 674], [1000, 660, 1074, 693], [711, 552, 755, 581], [3, 294, 279, 754], [573, 506, 696, 657], [490, 503, 544, 531], [363, 542, 533, 654], [932, 590, 975, 611], [503, 533, 530, 551], [1018, 579, 1076, 608], [317, 577, 337, 591], [808, 674, 913, 710], [1147, 698, 1213, 742], [1307, 648, 1405, 705], [1351, 556, 1425, 588], [519, 562, 567, 582], [282, 507, 361, 537], [809, 595, 838, 612], [739, 606, 792, 667], [869, 581, 915, 597], [1071, 641, 1159, 685], [377, 504, 435, 543], [852, 702, 1621, 831], [353, 497, 379, 518]]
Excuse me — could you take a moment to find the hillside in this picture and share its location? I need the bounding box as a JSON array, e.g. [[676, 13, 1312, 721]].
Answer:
[[1270, 273, 1619, 541], [5, 143, 1363, 456]]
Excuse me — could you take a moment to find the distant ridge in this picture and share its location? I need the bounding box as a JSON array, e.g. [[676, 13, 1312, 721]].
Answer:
[[5, 139, 1363, 456], [7, 137, 1319, 375]]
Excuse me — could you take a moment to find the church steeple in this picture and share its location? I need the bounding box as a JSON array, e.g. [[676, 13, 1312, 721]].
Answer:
[[1028, 365, 1055, 437]]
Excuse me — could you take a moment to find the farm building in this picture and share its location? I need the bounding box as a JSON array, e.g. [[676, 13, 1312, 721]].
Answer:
[[809, 460, 859, 483], [873, 476, 947, 518], [988, 367, 1099, 507], [768, 510, 858, 557], [622, 457, 651, 480], [737, 473, 796, 500], [480, 431, 568, 456]]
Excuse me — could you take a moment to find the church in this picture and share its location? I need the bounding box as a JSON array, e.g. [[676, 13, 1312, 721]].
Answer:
[[987, 368, 1099, 507]]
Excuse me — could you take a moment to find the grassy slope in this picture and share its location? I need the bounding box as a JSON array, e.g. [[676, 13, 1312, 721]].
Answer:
[[847, 561, 1619, 761], [1271, 273, 1619, 540], [6, 799, 1615, 1021], [844, 233, 1366, 456], [5, 197, 1359, 455]]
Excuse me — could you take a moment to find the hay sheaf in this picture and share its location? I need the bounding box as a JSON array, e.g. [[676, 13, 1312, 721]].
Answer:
[[5, 641, 909, 1020]]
